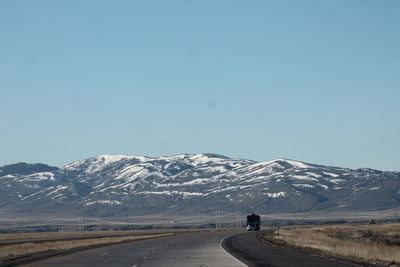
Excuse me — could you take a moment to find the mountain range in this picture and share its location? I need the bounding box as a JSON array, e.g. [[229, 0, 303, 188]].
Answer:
[[1, 153, 399, 217]]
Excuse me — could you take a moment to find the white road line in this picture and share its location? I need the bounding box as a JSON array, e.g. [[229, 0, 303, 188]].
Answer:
[[219, 235, 247, 267]]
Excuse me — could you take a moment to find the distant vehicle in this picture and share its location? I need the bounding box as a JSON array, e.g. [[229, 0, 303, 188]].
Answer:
[[369, 220, 376, 224], [247, 213, 261, 231]]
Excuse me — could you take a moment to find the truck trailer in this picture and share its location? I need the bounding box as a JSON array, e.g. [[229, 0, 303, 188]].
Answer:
[[247, 213, 261, 231]]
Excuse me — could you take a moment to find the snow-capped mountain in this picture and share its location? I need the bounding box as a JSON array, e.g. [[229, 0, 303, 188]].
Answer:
[[0, 154, 399, 216]]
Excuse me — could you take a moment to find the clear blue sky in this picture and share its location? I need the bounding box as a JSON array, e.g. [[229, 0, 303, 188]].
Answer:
[[1, 0, 399, 171]]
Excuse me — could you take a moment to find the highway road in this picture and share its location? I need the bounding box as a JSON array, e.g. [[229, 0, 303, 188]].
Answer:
[[223, 231, 355, 267], [21, 230, 355, 267], [22, 230, 244, 267]]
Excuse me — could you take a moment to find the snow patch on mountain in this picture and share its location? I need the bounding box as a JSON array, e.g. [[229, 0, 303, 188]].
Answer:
[[0, 174, 16, 179], [265, 192, 287, 198], [266, 159, 310, 169], [46, 185, 67, 196], [330, 179, 346, 184], [86, 200, 122, 206], [369, 187, 381, 190], [292, 175, 319, 181], [323, 172, 339, 177], [27, 172, 55, 181], [137, 191, 205, 198], [305, 172, 322, 178], [1, 153, 399, 216], [293, 183, 315, 188]]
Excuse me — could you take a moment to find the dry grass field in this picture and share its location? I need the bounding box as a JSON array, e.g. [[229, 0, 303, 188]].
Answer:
[[263, 223, 400, 265]]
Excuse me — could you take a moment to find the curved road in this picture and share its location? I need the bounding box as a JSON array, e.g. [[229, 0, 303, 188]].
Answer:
[[21, 230, 355, 267], [222, 231, 355, 267]]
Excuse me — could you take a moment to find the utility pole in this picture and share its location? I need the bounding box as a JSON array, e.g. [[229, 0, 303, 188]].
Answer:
[[218, 209, 221, 228], [81, 216, 85, 232], [215, 210, 218, 229]]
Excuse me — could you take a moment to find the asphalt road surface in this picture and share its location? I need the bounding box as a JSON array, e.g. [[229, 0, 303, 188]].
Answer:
[[22, 230, 244, 267], [22, 230, 355, 267], [222, 231, 355, 267]]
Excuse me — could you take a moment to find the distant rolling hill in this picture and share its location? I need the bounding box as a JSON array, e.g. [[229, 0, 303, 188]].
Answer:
[[0, 154, 399, 216]]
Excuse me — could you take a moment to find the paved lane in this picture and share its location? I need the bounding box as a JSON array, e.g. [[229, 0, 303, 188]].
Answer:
[[24, 231, 245, 267], [222, 231, 356, 267]]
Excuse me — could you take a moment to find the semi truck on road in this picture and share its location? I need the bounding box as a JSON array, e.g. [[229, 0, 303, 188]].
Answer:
[[247, 213, 261, 231]]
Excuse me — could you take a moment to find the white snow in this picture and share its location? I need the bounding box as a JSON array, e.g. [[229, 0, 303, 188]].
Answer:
[[317, 184, 329, 189], [245, 175, 274, 183], [207, 185, 253, 194], [138, 190, 172, 195], [25, 184, 40, 189], [137, 191, 204, 198], [51, 193, 64, 199], [292, 175, 319, 181], [323, 172, 339, 177], [197, 166, 227, 173], [305, 172, 321, 178], [155, 178, 210, 188], [159, 154, 188, 161], [189, 154, 223, 166], [86, 200, 122, 206], [98, 168, 152, 192], [0, 174, 16, 179], [63, 154, 137, 173], [27, 172, 55, 181], [330, 179, 345, 184], [46, 185, 67, 196], [244, 161, 284, 170], [333, 186, 344, 190], [293, 183, 315, 188], [369, 187, 381, 190], [183, 178, 209, 185], [274, 159, 310, 168], [265, 192, 287, 198], [21, 188, 50, 200], [93, 181, 108, 189], [5, 172, 54, 182], [85, 155, 134, 173], [116, 165, 147, 179], [96, 155, 134, 164]]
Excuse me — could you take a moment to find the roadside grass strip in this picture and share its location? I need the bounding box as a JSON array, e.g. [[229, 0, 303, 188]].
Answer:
[[262, 223, 400, 265], [0, 233, 172, 263]]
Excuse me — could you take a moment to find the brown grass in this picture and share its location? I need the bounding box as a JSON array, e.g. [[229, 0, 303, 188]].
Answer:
[[0, 230, 173, 241], [264, 223, 400, 265], [0, 233, 171, 263]]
